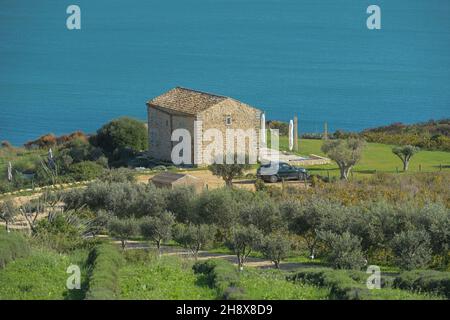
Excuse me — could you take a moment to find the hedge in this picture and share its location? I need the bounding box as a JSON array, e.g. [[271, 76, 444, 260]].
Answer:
[[288, 268, 394, 300], [193, 260, 246, 300], [394, 270, 450, 298], [0, 230, 30, 268], [85, 244, 124, 300]]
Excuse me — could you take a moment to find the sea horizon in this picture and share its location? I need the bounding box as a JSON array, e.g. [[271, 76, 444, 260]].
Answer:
[[1, 0, 449, 145]]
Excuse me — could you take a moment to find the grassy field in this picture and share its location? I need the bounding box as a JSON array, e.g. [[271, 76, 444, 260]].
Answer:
[[276, 137, 450, 177], [0, 249, 88, 300], [0, 147, 45, 175], [239, 268, 329, 299], [118, 255, 217, 300]]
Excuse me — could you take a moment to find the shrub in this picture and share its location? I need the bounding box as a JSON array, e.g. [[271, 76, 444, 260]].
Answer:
[[194, 188, 237, 230], [238, 198, 283, 235], [67, 161, 104, 181], [85, 244, 124, 300], [95, 117, 148, 154], [254, 178, 267, 192], [34, 211, 94, 252], [318, 231, 366, 270], [391, 230, 432, 270], [394, 270, 450, 298], [1, 140, 12, 148], [193, 259, 246, 299], [165, 186, 196, 223], [98, 168, 136, 183], [0, 230, 30, 268], [69, 181, 166, 218], [288, 268, 400, 300], [24, 133, 57, 149]]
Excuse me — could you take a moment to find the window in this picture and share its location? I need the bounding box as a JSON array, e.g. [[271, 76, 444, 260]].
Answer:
[[225, 115, 232, 125], [166, 120, 169, 126]]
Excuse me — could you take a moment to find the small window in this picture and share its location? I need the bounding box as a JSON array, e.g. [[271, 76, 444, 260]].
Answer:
[[166, 120, 169, 126], [225, 115, 232, 125]]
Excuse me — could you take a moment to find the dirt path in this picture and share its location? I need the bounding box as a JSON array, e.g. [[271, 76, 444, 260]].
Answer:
[[117, 241, 317, 271]]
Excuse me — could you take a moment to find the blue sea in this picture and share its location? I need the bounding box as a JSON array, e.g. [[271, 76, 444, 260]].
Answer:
[[0, 0, 449, 145]]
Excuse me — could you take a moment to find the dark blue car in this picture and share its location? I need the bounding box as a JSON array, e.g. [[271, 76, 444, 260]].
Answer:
[[256, 162, 309, 183]]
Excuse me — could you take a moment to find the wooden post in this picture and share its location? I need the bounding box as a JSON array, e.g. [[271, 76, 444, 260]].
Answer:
[[324, 122, 328, 140], [294, 116, 299, 152]]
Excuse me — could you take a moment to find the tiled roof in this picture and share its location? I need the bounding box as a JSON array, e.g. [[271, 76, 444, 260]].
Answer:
[[147, 87, 228, 115], [151, 172, 199, 184]]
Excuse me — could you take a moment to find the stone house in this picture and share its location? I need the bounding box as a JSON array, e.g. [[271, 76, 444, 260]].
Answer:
[[150, 172, 205, 193], [146, 87, 262, 165]]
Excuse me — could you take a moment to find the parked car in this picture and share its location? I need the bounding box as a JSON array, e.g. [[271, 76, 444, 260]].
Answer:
[[256, 162, 309, 183]]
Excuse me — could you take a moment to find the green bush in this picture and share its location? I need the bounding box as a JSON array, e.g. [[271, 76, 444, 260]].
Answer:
[[67, 161, 104, 181], [0, 230, 30, 268], [394, 270, 450, 298], [289, 268, 400, 300], [95, 117, 148, 154], [193, 260, 246, 299], [318, 231, 366, 270], [85, 244, 124, 300], [390, 230, 432, 270]]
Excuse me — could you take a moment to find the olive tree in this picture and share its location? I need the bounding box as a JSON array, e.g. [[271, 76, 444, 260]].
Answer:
[[238, 198, 283, 235], [260, 233, 291, 269], [321, 138, 365, 180], [165, 186, 196, 223], [283, 199, 345, 260], [226, 225, 263, 271], [208, 154, 250, 187], [392, 145, 420, 171], [107, 217, 139, 250], [318, 231, 366, 270], [390, 230, 432, 270], [173, 223, 215, 259], [139, 211, 175, 256], [418, 203, 450, 260], [194, 188, 237, 233]]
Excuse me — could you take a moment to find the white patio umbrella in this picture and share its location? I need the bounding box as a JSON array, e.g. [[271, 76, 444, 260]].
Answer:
[[289, 119, 294, 151], [260, 113, 266, 145]]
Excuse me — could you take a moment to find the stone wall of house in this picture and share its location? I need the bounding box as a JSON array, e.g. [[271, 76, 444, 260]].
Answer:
[[197, 98, 261, 165], [147, 106, 195, 162], [148, 99, 261, 165]]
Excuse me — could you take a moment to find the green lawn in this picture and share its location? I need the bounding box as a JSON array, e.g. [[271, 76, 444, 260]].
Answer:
[[238, 268, 329, 300], [276, 137, 450, 178], [0, 249, 88, 300], [118, 256, 216, 300]]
